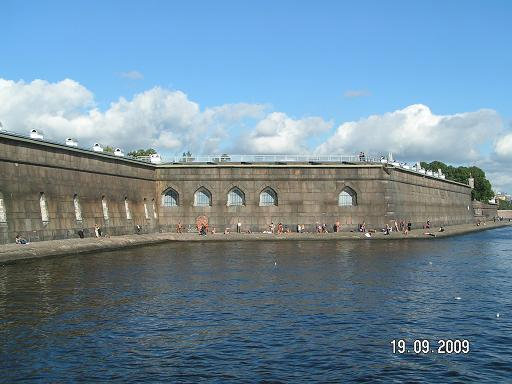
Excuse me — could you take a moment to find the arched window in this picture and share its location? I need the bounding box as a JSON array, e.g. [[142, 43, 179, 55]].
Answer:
[[259, 187, 278, 206], [101, 196, 109, 220], [152, 198, 158, 219], [40, 192, 49, 222], [227, 187, 245, 206], [194, 187, 212, 206], [338, 187, 357, 206], [0, 192, 6, 223], [162, 188, 179, 207], [124, 197, 132, 220], [143, 198, 149, 219], [73, 194, 82, 221]]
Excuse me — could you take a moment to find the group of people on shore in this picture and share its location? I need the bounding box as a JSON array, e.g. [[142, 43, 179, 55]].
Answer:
[[173, 219, 424, 236], [315, 221, 342, 233], [14, 216, 506, 244], [358, 219, 425, 237], [173, 219, 350, 235], [168, 216, 486, 238], [176, 218, 452, 237], [263, 222, 289, 234], [176, 221, 252, 236]]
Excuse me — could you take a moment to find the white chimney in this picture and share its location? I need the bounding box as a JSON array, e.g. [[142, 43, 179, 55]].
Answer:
[[114, 148, 124, 157], [30, 129, 44, 140], [92, 143, 104, 152], [65, 138, 78, 147], [150, 153, 162, 164]]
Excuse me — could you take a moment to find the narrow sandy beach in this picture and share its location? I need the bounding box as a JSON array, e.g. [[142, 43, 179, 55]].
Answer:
[[1, 221, 510, 264]]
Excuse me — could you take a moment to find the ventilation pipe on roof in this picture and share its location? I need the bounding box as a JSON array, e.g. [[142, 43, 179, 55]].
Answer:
[[30, 129, 44, 140], [92, 143, 104, 152], [65, 138, 78, 147], [114, 148, 124, 157], [150, 153, 162, 164]]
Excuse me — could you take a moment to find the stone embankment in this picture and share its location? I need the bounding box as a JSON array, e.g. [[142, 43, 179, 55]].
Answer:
[[1, 221, 510, 264]]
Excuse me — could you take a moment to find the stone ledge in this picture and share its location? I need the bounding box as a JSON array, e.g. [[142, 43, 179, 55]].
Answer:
[[1, 222, 510, 265]]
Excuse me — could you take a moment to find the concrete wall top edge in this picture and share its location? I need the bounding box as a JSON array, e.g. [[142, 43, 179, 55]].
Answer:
[[0, 132, 154, 169], [390, 167, 471, 189], [1, 132, 470, 190]]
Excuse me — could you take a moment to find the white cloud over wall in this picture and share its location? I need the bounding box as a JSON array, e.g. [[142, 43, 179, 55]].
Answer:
[[1, 77, 511, 191], [316, 104, 502, 162], [238, 112, 333, 154], [0, 78, 266, 154]]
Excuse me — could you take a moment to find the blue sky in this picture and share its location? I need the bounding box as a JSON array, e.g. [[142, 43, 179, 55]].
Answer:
[[4, 0, 511, 118], [2, 0, 512, 190]]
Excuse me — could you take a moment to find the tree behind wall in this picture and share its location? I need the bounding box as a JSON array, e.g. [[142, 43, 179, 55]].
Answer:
[[498, 199, 512, 210], [127, 148, 157, 157], [421, 161, 494, 202]]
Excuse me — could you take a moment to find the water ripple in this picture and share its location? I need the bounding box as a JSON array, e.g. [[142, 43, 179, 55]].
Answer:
[[1, 228, 511, 382]]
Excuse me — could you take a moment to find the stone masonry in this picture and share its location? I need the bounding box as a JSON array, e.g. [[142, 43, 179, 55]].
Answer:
[[0, 132, 474, 244]]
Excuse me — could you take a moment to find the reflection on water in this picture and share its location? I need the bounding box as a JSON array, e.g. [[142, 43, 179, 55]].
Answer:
[[1, 228, 512, 382]]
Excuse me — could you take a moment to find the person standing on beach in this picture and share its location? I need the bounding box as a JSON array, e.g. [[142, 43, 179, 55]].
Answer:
[[237, 221, 241, 233]]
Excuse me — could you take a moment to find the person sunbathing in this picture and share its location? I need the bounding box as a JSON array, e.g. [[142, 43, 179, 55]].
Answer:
[[15, 235, 28, 244]]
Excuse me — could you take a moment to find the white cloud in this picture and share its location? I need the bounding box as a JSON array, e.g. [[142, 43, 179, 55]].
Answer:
[[0, 78, 266, 154], [485, 170, 512, 193], [316, 104, 502, 162], [344, 89, 371, 98], [472, 155, 512, 194], [238, 112, 333, 154], [1, 77, 511, 192], [495, 133, 512, 159], [0, 78, 94, 116], [119, 70, 144, 80]]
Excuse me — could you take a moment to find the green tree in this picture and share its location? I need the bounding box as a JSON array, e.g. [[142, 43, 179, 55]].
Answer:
[[421, 161, 494, 202], [498, 199, 512, 210], [104, 145, 114, 153], [127, 148, 157, 157]]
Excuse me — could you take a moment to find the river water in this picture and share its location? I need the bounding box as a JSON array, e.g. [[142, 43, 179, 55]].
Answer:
[[1, 228, 511, 383]]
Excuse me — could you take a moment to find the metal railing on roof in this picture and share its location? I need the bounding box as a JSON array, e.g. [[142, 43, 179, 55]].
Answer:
[[162, 154, 378, 163]]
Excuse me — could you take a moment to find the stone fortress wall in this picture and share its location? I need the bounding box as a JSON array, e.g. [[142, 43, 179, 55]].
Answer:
[[497, 210, 512, 219], [155, 164, 473, 233], [0, 132, 474, 244], [0, 134, 157, 244]]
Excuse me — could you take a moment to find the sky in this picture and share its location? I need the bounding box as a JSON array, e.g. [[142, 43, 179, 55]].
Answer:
[[1, 0, 512, 192]]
